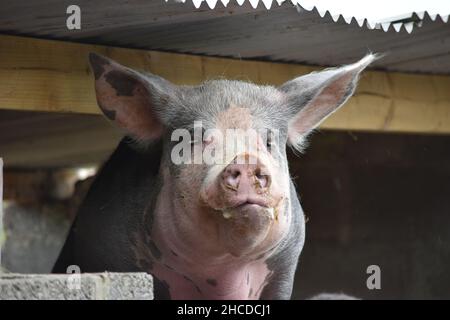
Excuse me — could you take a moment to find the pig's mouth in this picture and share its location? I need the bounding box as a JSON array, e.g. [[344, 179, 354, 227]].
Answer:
[[221, 200, 278, 221], [230, 197, 270, 209], [216, 200, 282, 257]]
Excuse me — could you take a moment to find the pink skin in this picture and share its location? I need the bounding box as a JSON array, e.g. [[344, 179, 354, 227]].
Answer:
[[134, 107, 291, 299], [148, 166, 283, 299]]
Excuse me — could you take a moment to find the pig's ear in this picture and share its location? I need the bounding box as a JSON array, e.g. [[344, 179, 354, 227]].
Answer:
[[279, 54, 376, 151], [88, 52, 177, 141]]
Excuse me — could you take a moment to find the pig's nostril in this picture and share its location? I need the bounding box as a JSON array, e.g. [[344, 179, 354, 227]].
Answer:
[[224, 169, 241, 190], [256, 174, 269, 188], [255, 170, 270, 189]]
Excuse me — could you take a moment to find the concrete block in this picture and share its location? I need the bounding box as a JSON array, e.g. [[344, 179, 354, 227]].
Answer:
[[0, 272, 153, 300]]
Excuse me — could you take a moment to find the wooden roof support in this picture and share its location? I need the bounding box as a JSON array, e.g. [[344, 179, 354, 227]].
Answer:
[[1, 34, 450, 134]]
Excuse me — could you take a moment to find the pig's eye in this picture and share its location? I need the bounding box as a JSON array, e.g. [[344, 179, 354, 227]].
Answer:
[[266, 134, 272, 151]]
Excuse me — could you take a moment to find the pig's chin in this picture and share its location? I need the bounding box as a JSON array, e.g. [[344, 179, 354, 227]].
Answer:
[[217, 203, 276, 257]]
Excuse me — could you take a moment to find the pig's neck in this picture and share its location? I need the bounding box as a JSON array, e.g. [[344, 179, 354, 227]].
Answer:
[[148, 172, 271, 299]]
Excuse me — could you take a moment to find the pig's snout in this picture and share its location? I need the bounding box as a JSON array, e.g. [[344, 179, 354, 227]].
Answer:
[[222, 159, 271, 192], [216, 154, 276, 210], [200, 154, 286, 254], [201, 154, 284, 217]]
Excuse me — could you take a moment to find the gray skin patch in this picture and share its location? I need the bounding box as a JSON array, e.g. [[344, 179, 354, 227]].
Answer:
[[206, 278, 217, 287], [153, 277, 171, 300], [105, 70, 139, 96], [147, 239, 162, 260], [248, 288, 253, 298], [89, 53, 110, 80], [159, 94, 170, 106]]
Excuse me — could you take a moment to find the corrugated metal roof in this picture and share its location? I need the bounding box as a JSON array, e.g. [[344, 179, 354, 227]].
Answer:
[[177, 0, 450, 33], [0, 0, 449, 74]]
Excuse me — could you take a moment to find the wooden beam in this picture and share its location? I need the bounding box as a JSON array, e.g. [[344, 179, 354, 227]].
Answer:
[[1, 34, 450, 133], [0, 112, 120, 168]]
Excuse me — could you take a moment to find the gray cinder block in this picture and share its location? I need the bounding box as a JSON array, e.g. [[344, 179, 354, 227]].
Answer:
[[0, 272, 153, 300]]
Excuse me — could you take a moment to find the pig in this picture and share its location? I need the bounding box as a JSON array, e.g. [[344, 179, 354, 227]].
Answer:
[[53, 53, 375, 299]]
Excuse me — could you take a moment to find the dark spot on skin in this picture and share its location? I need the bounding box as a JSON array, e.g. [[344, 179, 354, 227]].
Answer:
[[206, 279, 217, 287], [138, 258, 153, 271], [164, 263, 174, 271], [183, 275, 193, 282], [147, 239, 162, 260], [99, 103, 116, 120], [183, 275, 202, 294], [89, 53, 110, 80], [248, 288, 253, 298], [102, 109, 116, 121], [194, 285, 202, 294], [170, 249, 178, 257], [153, 277, 171, 300], [105, 70, 139, 96]]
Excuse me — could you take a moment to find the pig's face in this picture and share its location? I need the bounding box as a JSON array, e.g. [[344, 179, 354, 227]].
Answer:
[[89, 53, 374, 258], [164, 82, 293, 256]]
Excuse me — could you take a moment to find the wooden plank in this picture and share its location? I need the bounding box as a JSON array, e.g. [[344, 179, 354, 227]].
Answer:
[[1, 34, 450, 133], [0, 112, 121, 168]]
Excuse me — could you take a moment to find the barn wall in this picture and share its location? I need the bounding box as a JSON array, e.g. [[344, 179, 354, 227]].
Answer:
[[291, 131, 450, 299]]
